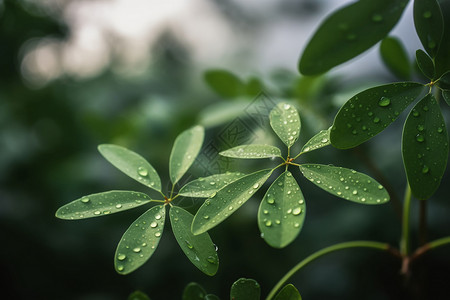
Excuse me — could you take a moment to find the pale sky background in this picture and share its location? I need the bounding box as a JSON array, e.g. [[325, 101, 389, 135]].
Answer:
[[20, 0, 422, 87]]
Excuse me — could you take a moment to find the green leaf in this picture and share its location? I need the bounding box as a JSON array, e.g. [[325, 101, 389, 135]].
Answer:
[[437, 71, 450, 90], [274, 284, 302, 300], [219, 144, 282, 159], [98, 144, 161, 192], [55, 191, 151, 220], [330, 82, 426, 149], [115, 205, 166, 275], [299, 0, 409, 75], [258, 171, 306, 248], [299, 164, 390, 204], [170, 206, 219, 276], [230, 278, 260, 300], [300, 129, 330, 154], [435, 1, 450, 77], [178, 172, 246, 198], [380, 36, 411, 80], [170, 126, 205, 185], [416, 49, 436, 79], [442, 90, 450, 106], [128, 291, 151, 300], [192, 169, 273, 235], [414, 0, 444, 58], [182, 283, 207, 300], [402, 94, 448, 199], [204, 69, 245, 98], [270, 102, 301, 148]]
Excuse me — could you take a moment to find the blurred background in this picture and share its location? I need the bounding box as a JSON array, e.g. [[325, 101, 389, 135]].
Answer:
[[1, 0, 449, 299]]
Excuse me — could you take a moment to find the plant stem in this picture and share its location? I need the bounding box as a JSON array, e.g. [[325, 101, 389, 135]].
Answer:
[[400, 184, 412, 256], [419, 199, 427, 246], [265, 241, 391, 300]]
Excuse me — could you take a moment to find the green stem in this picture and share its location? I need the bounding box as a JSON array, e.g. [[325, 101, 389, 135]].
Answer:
[[428, 236, 450, 250], [400, 183, 412, 256], [265, 241, 390, 300]]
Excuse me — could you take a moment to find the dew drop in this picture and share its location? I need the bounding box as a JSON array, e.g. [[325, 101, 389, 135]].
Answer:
[[133, 247, 141, 253], [423, 106, 429, 112], [155, 214, 162, 220], [422, 165, 429, 174], [378, 97, 391, 107], [185, 240, 194, 249], [292, 207, 302, 215], [137, 167, 148, 177], [294, 223, 300, 228], [377, 185, 383, 190], [352, 190, 358, 195], [203, 215, 209, 219], [265, 220, 272, 227], [373, 117, 380, 123], [155, 232, 161, 237], [150, 221, 158, 228], [253, 183, 260, 189], [263, 209, 269, 214], [437, 127, 443, 133], [228, 206, 233, 211], [321, 138, 328, 143], [94, 211, 101, 215], [372, 14, 383, 22], [417, 125, 425, 131], [81, 197, 90, 203], [117, 254, 126, 261], [117, 265, 124, 272], [115, 204, 122, 209], [413, 110, 420, 117], [267, 197, 275, 204], [207, 256, 217, 264], [283, 104, 291, 110], [416, 134, 425, 142]]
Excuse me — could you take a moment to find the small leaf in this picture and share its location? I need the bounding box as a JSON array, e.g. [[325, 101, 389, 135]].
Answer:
[[220, 144, 282, 159], [435, 1, 450, 77], [98, 144, 161, 192], [442, 90, 450, 106], [204, 69, 245, 98], [380, 36, 411, 80], [413, 0, 444, 58], [182, 283, 207, 300], [179, 172, 246, 198], [300, 129, 330, 154], [416, 49, 436, 79], [299, 164, 390, 204], [170, 206, 219, 276], [128, 291, 151, 300], [230, 278, 260, 300], [330, 82, 426, 149], [299, 0, 409, 75], [115, 205, 166, 275], [258, 171, 306, 248], [402, 94, 448, 199], [437, 71, 450, 90], [170, 126, 205, 185], [274, 284, 302, 300], [270, 102, 301, 148], [55, 191, 151, 220], [192, 169, 273, 235]]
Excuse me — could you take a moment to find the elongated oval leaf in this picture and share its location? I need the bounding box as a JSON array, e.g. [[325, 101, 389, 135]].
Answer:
[[170, 206, 218, 276], [258, 171, 306, 248], [204, 69, 245, 98], [299, 0, 409, 75], [192, 169, 273, 235], [230, 278, 260, 300], [416, 49, 436, 80], [98, 144, 161, 192], [274, 284, 302, 300], [437, 71, 450, 90], [170, 126, 205, 185], [220, 144, 282, 159], [443, 90, 450, 106], [270, 102, 301, 148], [414, 0, 444, 58], [330, 82, 426, 149], [380, 36, 411, 80], [402, 94, 448, 199], [299, 164, 390, 204], [182, 283, 207, 300], [435, 1, 450, 77], [301, 129, 330, 154], [55, 191, 151, 220], [115, 205, 166, 275], [178, 172, 246, 198]]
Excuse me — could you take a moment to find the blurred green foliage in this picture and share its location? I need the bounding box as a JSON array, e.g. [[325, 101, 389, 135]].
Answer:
[[1, 1, 450, 299]]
